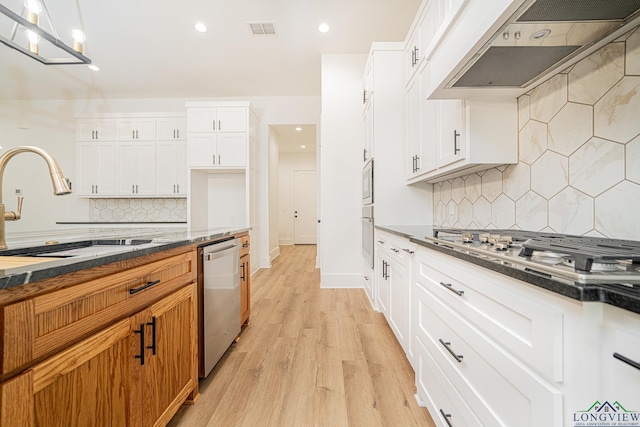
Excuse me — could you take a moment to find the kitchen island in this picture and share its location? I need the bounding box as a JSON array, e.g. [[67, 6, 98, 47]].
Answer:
[[0, 226, 249, 427]]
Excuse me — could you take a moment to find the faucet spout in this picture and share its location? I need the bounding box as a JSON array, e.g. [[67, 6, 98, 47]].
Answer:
[[0, 146, 73, 249]]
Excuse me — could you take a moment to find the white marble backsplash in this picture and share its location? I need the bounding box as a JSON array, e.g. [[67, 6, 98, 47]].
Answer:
[[433, 26, 640, 241], [89, 198, 187, 222]]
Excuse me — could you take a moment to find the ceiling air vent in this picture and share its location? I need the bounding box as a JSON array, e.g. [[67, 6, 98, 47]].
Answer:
[[248, 22, 277, 36]]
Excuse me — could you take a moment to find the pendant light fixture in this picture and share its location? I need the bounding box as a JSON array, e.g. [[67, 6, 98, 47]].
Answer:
[[0, 0, 91, 65]]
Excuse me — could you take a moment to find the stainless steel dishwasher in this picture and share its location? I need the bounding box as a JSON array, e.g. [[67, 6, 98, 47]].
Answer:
[[198, 237, 240, 378]]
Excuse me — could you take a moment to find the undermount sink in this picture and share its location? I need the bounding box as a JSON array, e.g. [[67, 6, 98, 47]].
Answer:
[[0, 239, 159, 259]]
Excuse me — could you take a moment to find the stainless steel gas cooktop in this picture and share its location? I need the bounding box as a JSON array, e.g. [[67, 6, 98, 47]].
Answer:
[[427, 229, 640, 286]]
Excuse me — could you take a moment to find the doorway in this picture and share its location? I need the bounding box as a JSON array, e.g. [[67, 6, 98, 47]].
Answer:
[[294, 170, 317, 244]]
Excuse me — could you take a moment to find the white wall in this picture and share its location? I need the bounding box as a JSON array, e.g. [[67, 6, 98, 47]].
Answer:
[[278, 152, 317, 245], [268, 129, 280, 262], [320, 54, 367, 288]]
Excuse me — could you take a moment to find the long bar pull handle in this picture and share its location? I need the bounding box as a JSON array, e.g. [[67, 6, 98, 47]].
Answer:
[[241, 262, 246, 281], [439, 281, 464, 297], [177, 184, 180, 193], [614, 353, 640, 371], [454, 130, 461, 154], [130, 279, 161, 295], [439, 409, 454, 427], [177, 129, 179, 139], [173, 130, 176, 139], [218, 120, 221, 130], [132, 130, 135, 139], [134, 323, 145, 365], [402, 248, 414, 254], [147, 316, 157, 356], [439, 339, 463, 363]]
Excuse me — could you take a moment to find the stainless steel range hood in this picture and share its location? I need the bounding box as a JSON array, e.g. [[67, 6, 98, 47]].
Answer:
[[448, 0, 640, 89]]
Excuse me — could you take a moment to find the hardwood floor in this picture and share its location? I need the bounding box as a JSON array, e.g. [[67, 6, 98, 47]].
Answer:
[[168, 245, 435, 427]]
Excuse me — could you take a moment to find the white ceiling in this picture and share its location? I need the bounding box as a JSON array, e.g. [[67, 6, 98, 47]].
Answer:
[[0, 0, 421, 100], [271, 124, 316, 153]]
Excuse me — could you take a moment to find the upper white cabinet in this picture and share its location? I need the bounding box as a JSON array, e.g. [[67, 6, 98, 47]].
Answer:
[[157, 118, 187, 141], [188, 107, 247, 133], [116, 118, 156, 141], [76, 118, 116, 141], [75, 114, 187, 198], [406, 63, 437, 179], [186, 104, 249, 168]]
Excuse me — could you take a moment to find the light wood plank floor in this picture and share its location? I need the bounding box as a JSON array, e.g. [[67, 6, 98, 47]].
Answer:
[[168, 245, 435, 427]]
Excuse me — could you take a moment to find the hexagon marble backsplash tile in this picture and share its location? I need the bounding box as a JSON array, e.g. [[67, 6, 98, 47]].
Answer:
[[433, 25, 640, 241], [89, 199, 187, 222]]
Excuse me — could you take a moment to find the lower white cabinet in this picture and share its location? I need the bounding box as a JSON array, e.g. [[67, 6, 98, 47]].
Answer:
[[600, 305, 640, 409], [375, 230, 415, 359]]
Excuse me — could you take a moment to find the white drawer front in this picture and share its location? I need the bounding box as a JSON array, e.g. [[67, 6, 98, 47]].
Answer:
[[415, 247, 564, 381], [415, 282, 563, 427], [415, 337, 483, 427]]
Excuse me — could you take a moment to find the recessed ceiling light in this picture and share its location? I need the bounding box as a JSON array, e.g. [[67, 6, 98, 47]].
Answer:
[[88, 64, 100, 71], [300, 145, 306, 149], [195, 22, 207, 33], [318, 23, 330, 33], [295, 127, 302, 131]]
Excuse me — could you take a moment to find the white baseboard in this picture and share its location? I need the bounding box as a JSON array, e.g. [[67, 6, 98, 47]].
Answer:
[[270, 246, 280, 262], [279, 238, 294, 246], [414, 394, 426, 408], [320, 273, 364, 289]]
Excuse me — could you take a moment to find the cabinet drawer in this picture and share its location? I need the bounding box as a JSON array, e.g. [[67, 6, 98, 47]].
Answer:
[[415, 337, 482, 427], [1, 250, 196, 377], [239, 234, 250, 257], [415, 247, 564, 381], [415, 283, 563, 427]]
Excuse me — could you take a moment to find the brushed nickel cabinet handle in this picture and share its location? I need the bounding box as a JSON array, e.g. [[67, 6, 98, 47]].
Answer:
[[439, 281, 464, 296], [439, 338, 463, 363]]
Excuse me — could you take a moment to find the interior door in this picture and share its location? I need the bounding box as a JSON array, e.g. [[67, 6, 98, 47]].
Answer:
[[294, 170, 317, 244]]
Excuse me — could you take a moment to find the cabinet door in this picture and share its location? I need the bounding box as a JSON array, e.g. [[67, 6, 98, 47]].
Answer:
[[363, 99, 374, 163], [405, 31, 420, 82], [377, 254, 390, 317], [406, 78, 421, 178], [388, 258, 410, 353], [157, 118, 187, 141], [76, 119, 116, 141], [437, 99, 465, 167], [217, 108, 247, 132], [187, 134, 216, 167], [240, 254, 250, 325], [217, 133, 247, 167], [117, 119, 156, 141], [97, 143, 117, 196], [134, 142, 157, 195], [117, 142, 137, 195], [138, 285, 197, 427], [419, 0, 443, 58], [77, 143, 100, 195], [156, 141, 178, 196], [188, 109, 217, 133], [0, 319, 135, 427], [175, 141, 187, 195]]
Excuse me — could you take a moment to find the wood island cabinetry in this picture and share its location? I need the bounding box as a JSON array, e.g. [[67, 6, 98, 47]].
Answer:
[[239, 233, 251, 326], [0, 246, 198, 427]]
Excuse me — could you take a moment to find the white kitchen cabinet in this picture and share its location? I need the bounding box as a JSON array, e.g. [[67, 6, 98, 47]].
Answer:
[[116, 118, 156, 141], [188, 107, 247, 133], [157, 118, 187, 141], [76, 118, 116, 141], [375, 230, 415, 358], [407, 95, 517, 184], [186, 134, 246, 168], [436, 99, 465, 167], [76, 142, 117, 196], [156, 141, 187, 197], [410, 242, 622, 426], [362, 97, 374, 163], [406, 65, 437, 179], [600, 305, 640, 409], [116, 141, 156, 196], [404, 0, 447, 85]]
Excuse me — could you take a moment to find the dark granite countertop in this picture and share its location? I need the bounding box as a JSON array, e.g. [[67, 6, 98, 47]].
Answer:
[[376, 225, 640, 315], [0, 226, 249, 292]]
